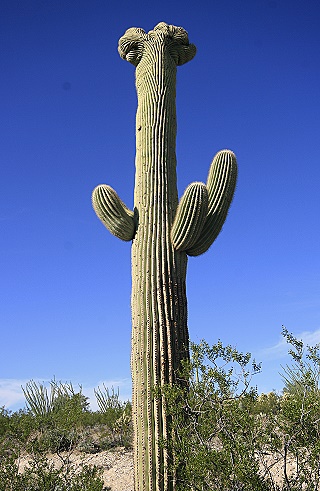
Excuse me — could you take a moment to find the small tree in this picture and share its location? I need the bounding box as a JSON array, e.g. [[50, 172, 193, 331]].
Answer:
[[161, 340, 272, 491]]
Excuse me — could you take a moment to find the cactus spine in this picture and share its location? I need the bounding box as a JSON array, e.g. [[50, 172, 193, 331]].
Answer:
[[92, 22, 237, 491]]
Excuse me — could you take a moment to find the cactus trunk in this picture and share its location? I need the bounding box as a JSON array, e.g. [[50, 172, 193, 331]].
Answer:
[[131, 36, 188, 491], [92, 22, 238, 491]]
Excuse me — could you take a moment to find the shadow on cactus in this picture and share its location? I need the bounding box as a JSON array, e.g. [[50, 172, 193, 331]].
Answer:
[[92, 21, 237, 491]]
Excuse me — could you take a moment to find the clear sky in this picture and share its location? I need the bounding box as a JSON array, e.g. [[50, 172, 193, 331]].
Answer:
[[1, 0, 320, 411]]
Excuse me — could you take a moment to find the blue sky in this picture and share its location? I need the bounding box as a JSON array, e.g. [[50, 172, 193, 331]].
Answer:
[[1, 0, 320, 410]]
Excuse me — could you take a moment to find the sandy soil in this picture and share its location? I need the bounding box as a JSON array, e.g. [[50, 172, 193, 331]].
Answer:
[[18, 448, 134, 491], [18, 447, 300, 490]]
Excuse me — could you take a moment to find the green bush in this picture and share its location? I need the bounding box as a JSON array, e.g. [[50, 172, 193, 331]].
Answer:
[[0, 451, 105, 491], [161, 340, 272, 490], [0, 407, 10, 438], [254, 391, 281, 415], [94, 384, 132, 449], [20, 380, 90, 453], [0, 380, 134, 490], [281, 326, 320, 396], [161, 330, 320, 490], [0, 408, 35, 462], [276, 327, 320, 489]]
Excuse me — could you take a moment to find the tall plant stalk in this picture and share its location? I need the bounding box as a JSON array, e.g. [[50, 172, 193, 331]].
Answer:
[[92, 22, 237, 491]]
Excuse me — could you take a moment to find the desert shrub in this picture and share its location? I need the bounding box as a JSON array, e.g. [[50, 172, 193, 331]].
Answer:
[[275, 327, 320, 489], [253, 391, 281, 415], [0, 408, 35, 461], [0, 451, 105, 491], [0, 381, 134, 490], [0, 380, 133, 460], [0, 397, 106, 491], [94, 385, 124, 425], [161, 340, 272, 491], [21, 379, 90, 453], [94, 385, 132, 449], [161, 330, 320, 490], [0, 407, 10, 438], [6, 329, 320, 489], [281, 326, 320, 397]]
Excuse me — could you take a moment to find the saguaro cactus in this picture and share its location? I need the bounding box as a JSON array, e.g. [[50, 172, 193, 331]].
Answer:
[[92, 22, 237, 491]]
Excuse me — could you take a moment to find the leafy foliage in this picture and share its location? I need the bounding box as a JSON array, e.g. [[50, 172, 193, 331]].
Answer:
[[0, 381, 132, 490], [162, 340, 270, 490], [281, 325, 320, 396], [93, 384, 132, 450], [0, 451, 105, 491], [162, 330, 320, 490], [277, 327, 320, 489], [20, 379, 90, 453]]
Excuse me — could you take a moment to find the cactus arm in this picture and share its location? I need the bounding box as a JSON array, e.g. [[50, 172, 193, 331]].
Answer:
[[171, 182, 208, 251], [92, 184, 135, 241], [186, 150, 237, 257]]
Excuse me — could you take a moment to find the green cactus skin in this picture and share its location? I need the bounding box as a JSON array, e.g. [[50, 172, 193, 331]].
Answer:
[[170, 182, 208, 251], [92, 22, 237, 491], [185, 149, 237, 256], [92, 184, 135, 241]]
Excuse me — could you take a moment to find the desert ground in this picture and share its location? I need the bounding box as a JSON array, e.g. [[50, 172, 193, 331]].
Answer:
[[18, 446, 299, 490]]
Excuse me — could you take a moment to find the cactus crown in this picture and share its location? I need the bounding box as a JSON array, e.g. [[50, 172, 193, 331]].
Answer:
[[118, 22, 196, 67]]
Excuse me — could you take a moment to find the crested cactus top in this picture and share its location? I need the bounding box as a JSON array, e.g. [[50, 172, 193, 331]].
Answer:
[[118, 22, 196, 67]]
